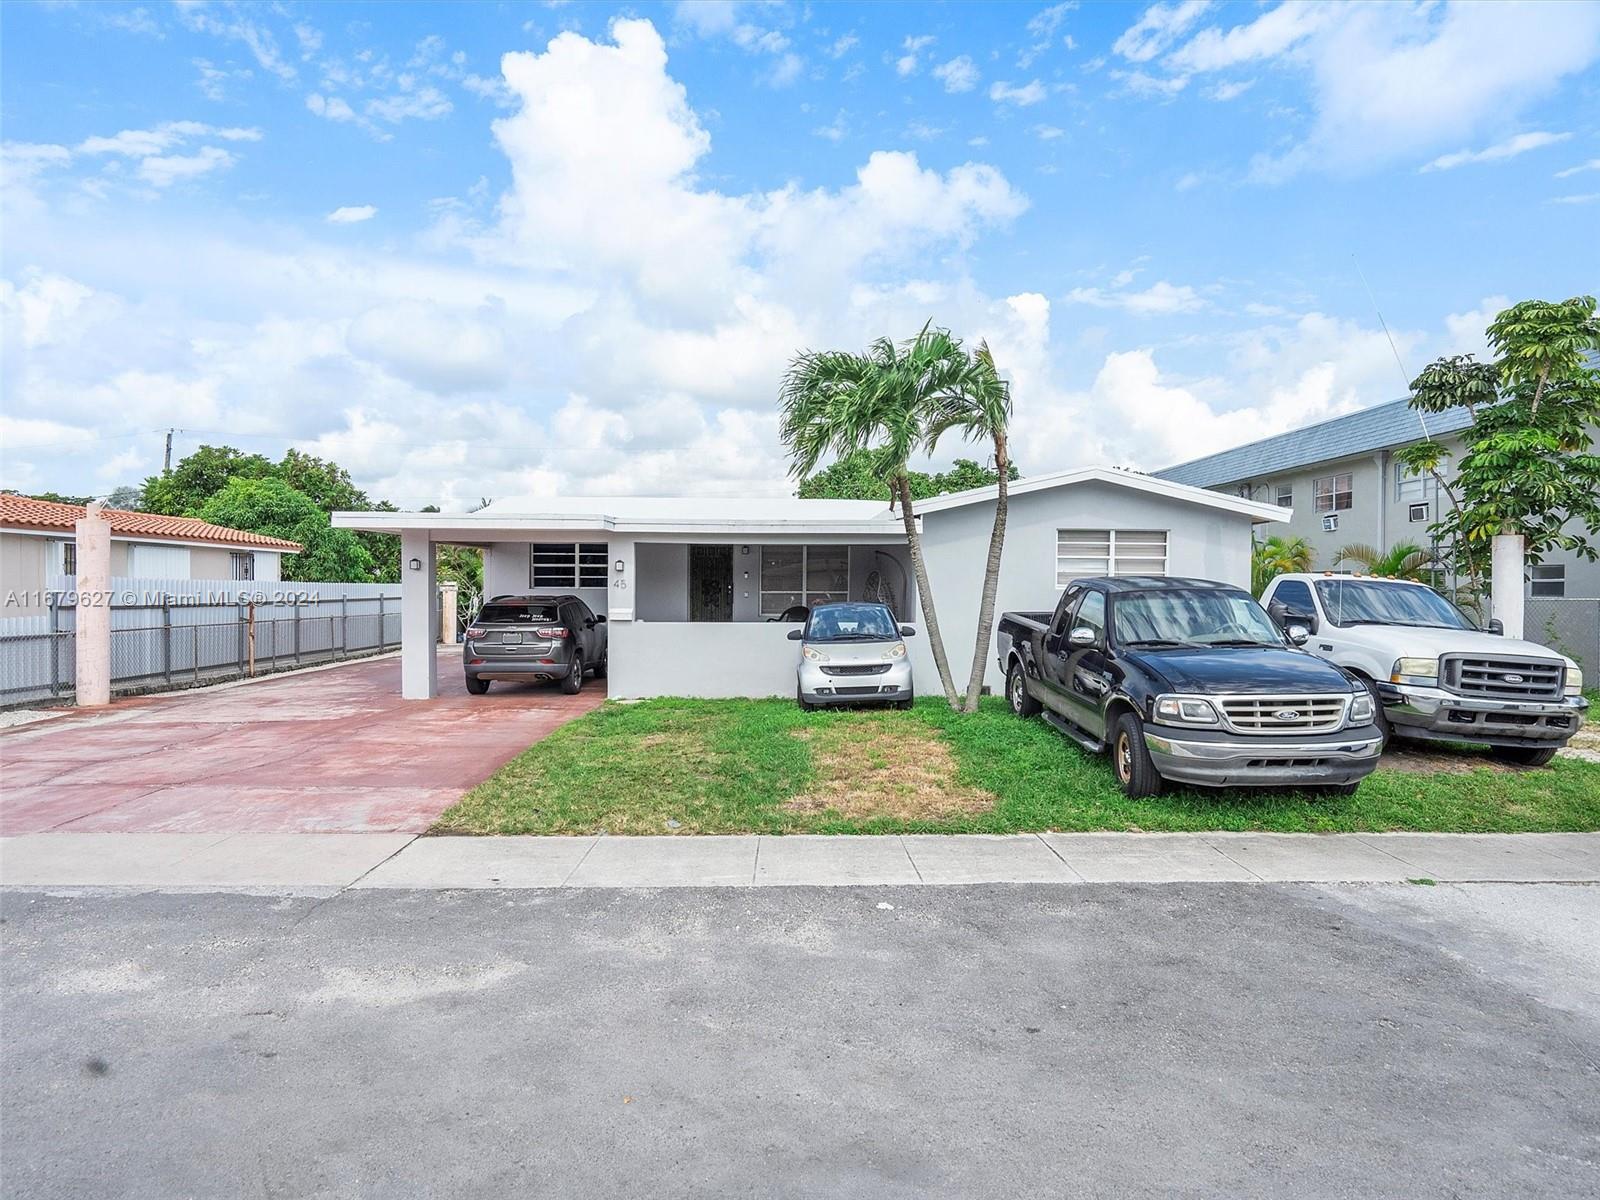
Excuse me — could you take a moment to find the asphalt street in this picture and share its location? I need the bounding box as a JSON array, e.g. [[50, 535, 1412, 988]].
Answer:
[[3, 882, 1597, 1199]]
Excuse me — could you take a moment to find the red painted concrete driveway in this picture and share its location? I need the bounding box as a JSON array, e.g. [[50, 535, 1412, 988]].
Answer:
[[0, 650, 604, 834]]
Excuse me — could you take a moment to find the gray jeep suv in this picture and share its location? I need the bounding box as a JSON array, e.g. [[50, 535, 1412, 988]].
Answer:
[[463, 594, 607, 695]]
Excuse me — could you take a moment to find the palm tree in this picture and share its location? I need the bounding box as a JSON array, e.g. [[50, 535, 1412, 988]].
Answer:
[[1250, 534, 1315, 596], [779, 325, 968, 706], [924, 340, 1013, 713], [1332, 541, 1435, 581]]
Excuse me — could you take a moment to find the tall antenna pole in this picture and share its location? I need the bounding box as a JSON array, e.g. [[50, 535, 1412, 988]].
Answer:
[[1353, 254, 1431, 441]]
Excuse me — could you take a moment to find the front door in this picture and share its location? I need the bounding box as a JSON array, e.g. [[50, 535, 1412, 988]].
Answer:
[[689, 545, 734, 622]]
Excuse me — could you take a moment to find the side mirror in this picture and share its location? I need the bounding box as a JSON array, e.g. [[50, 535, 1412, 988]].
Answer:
[[593, 614, 606, 624], [899, 625, 916, 637], [786, 629, 804, 641], [1267, 597, 1317, 635], [1068, 626, 1096, 647], [1286, 624, 1310, 647], [1486, 618, 1504, 635]]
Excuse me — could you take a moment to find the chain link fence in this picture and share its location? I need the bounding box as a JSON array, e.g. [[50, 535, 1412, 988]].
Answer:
[[0, 578, 401, 707], [1526, 596, 1599, 684]]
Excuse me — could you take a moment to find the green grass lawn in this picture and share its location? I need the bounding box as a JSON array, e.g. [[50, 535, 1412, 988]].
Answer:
[[435, 695, 1600, 836]]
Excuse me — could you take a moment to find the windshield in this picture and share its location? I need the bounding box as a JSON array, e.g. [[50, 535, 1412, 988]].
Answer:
[[1112, 590, 1284, 648], [805, 604, 899, 642], [1315, 579, 1474, 630], [477, 602, 559, 625]]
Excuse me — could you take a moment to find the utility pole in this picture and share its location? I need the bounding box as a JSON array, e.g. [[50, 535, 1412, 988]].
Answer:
[[163, 429, 174, 473]]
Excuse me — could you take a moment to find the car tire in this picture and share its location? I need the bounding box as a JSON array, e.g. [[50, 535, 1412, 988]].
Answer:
[[1008, 661, 1041, 718], [1489, 745, 1559, 767], [1322, 782, 1360, 796], [796, 684, 814, 712], [560, 652, 584, 695], [894, 691, 914, 711], [593, 646, 608, 679], [464, 676, 489, 695], [1111, 711, 1165, 799], [1357, 675, 1391, 747]]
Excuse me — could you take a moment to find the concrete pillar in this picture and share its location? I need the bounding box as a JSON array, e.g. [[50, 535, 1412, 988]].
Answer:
[[400, 531, 438, 699], [1491, 533, 1525, 639], [608, 538, 635, 621], [439, 580, 459, 644], [73, 502, 112, 707]]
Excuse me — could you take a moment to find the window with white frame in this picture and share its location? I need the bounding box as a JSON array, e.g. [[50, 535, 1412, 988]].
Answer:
[[1395, 460, 1429, 501], [1274, 483, 1293, 508], [1056, 530, 1168, 585], [760, 545, 849, 614], [1530, 564, 1565, 597], [231, 551, 256, 581], [51, 539, 77, 577], [1408, 502, 1429, 523], [531, 543, 608, 589], [1313, 472, 1353, 513]]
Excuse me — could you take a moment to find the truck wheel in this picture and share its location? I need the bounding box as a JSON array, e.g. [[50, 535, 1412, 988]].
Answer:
[[560, 652, 584, 695], [1358, 675, 1391, 747], [1008, 662, 1041, 718], [1322, 782, 1360, 796], [1112, 711, 1164, 798], [465, 676, 489, 696], [1490, 745, 1558, 767]]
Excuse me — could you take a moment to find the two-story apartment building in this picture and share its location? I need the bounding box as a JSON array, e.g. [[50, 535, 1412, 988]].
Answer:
[[1153, 398, 1600, 599]]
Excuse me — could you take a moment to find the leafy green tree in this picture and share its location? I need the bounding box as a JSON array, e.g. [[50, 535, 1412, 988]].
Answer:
[[924, 341, 1014, 713], [1251, 534, 1315, 597], [1398, 296, 1600, 623], [798, 449, 1016, 502], [199, 477, 374, 583], [780, 324, 978, 706], [143, 445, 273, 516], [275, 449, 369, 513], [1332, 541, 1434, 582], [22, 490, 94, 506]]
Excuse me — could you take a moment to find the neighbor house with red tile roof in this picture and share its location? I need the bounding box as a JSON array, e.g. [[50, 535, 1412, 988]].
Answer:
[[1, 494, 302, 615]]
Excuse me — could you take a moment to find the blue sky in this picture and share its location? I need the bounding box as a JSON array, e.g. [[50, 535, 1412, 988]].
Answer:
[[4, 0, 1599, 507]]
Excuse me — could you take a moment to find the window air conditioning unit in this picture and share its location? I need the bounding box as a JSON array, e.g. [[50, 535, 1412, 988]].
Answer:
[[1321, 514, 1339, 533], [1409, 502, 1429, 523]]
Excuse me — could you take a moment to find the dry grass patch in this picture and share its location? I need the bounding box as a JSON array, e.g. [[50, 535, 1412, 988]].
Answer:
[[784, 720, 995, 821]]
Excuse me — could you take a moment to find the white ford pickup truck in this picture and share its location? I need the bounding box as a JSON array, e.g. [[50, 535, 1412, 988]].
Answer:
[[1259, 573, 1587, 765]]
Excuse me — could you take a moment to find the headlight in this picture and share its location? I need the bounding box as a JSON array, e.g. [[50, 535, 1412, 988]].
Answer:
[[1154, 695, 1220, 725], [1391, 657, 1439, 686], [801, 645, 829, 662], [1567, 666, 1584, 697], [883, 642, 907, 660], [1348, 692, 1375, 724]]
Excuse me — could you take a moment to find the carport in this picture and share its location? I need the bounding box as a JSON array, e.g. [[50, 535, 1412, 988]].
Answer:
[[333, 497, 919, 701]]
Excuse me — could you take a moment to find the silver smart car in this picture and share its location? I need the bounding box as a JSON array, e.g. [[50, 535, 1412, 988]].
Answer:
[[789, 601, 916, 709]]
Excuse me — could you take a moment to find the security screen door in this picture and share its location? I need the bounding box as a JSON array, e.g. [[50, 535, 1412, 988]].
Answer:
[[689, 545, 734, 622]]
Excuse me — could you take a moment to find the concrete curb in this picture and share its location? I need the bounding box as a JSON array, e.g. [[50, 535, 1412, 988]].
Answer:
[[2, 831, 1596, 893]]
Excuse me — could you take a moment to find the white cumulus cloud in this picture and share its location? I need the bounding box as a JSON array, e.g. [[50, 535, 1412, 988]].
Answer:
[[327, 205, 378, 224]]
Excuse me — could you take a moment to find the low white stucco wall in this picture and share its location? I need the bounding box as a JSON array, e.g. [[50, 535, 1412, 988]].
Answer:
[[608, 620, 933, 700]]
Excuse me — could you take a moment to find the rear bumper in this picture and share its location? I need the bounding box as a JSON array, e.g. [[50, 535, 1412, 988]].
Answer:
[[463, 649, 577, 683], [1377, 683, 1586, 748], [1143, 723, 1384, 787]]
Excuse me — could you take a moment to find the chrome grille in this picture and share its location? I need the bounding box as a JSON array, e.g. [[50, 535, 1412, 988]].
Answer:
[[1441, 655, 1564, 700], [821, 664, 891, 676], [1218, 695, 1348, 734]]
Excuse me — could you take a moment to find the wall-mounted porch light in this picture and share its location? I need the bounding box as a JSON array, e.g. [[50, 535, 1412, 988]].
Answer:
[[408, 557, 422, 571], [614, 558, 626, 573]]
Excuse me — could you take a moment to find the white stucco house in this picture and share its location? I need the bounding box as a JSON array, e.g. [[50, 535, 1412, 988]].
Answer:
[[332, 468, 1284, 700]]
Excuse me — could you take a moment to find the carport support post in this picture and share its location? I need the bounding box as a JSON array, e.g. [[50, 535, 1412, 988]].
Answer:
[[400, 531, 438, 700], [73, 501, 112, 707]]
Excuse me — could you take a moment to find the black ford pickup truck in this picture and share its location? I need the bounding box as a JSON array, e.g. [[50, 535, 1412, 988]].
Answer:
[[997, 576, 1384, 797]]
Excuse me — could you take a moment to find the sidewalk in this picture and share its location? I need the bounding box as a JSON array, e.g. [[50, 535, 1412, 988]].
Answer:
[[2, 831, 1596, 892]]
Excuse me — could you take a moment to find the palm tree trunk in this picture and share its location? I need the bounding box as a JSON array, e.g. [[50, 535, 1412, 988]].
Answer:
[[894, 472, 958, 706], [960, 431, 1008, 713]]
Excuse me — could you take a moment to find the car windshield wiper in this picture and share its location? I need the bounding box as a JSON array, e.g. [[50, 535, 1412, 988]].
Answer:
[[1202, 638, 1278, 647], [1122, 638, 1194, 648]]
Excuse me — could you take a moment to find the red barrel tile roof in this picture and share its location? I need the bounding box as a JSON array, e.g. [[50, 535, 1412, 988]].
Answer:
[[0, 493, 303, 552]]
